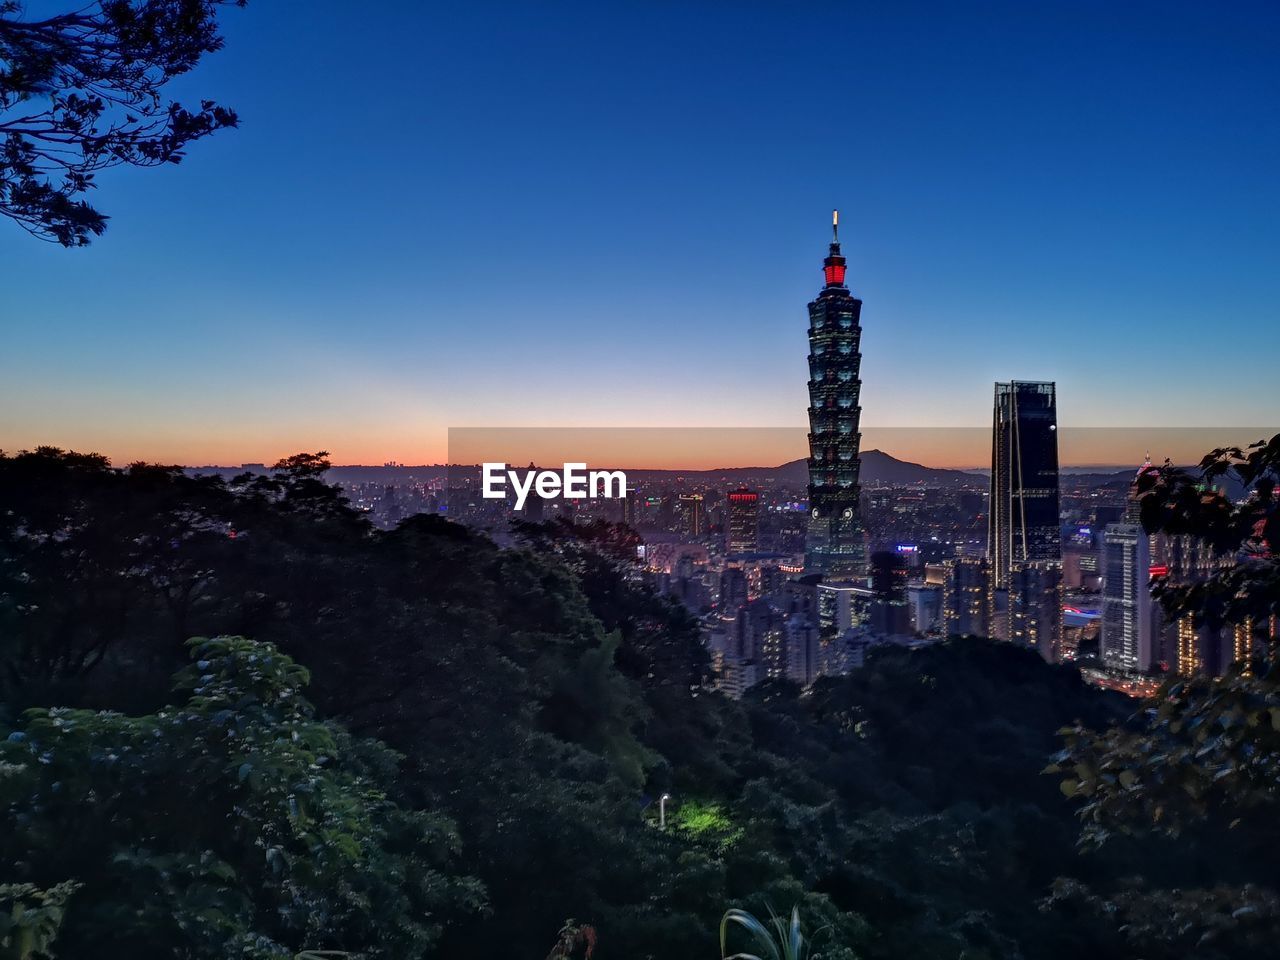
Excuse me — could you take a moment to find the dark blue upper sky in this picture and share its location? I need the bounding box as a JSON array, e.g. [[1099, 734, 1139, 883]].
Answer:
[[2, 0, 1277, 464]]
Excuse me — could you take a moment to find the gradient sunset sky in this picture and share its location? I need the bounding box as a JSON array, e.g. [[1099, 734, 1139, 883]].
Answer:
[[1, 1, 1277, 467]]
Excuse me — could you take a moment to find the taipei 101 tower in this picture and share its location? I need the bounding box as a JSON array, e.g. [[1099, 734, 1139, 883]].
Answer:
[[804, 211, 867, 579]]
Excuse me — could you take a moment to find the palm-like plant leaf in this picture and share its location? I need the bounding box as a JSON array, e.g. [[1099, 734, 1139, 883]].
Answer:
[[721, 904, 807, 960]]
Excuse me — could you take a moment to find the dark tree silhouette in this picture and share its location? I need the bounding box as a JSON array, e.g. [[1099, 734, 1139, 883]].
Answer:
[[1054, 436, 1280, 830], [6, 445, 1278, 959], [1051, 434, 1280, 956], [0, 0, 244, 246], [1137, 435, 1280, 632]]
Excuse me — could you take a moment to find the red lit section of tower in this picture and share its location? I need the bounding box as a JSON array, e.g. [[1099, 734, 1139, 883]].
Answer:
[[823, 208, 847, 287]]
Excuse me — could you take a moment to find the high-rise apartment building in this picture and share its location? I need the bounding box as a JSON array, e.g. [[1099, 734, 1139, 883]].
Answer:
[[726, 487, 761, 553], [1100, 522, 1155, 672], [718, 567, 749, 620], [678, 493, 706, 537], [943, 557, 991, 637], [908, 582, 943, 634], [817, 581, 874, 638], [1009, 560, 1064, 662]]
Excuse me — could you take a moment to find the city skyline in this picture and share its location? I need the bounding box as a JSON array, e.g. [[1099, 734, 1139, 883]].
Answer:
[[3, 6, 1278, 957], [2, 1, 1279, 466]]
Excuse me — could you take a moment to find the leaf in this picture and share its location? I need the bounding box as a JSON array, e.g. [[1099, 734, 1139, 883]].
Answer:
[[721, 908, 783, 960]]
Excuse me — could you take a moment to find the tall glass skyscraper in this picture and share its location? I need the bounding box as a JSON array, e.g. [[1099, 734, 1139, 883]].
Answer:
[[805, 212, 866, 579], [988, 381, 1061, 588]]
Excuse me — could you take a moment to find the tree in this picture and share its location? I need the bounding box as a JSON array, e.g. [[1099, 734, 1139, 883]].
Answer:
[[11, 445, 1278, 960], [1050, 434, 1280, 957], [0, 0, 244, 246], [0, 881, 79, 960], [1054, 434, 1280, 836], [1137, 435, 1280, 634], [0, 635, 483, 959]]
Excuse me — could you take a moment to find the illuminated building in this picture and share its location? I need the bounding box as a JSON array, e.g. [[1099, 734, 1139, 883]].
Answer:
[[645, 542, 708, 574], [817, 581, 873, 638], [1176, 617, 1199, 677], [908, 582, 943, 634], [713, 654, 759, 700], [943, 557, 990, 637], [678, 493, 706, 537], [758, 620, 789, 680], [1009, 560, 1063, 662], [988, 381, 1061, 588], [1100, 523, 1155, 672], [726, 487, 761, 553], [1154, 496, 1240, 676], [869, 550, 910, 636], [786, 615, 821, 686], [735, 598, 787, 679], [804, 211, 867, 579], [718, 567, 749, 619], [759, 564, 787, 597], [1234, 617, 1280, 675], [1234, 621, 1253, 674], [1172, 613, 1271, 679]]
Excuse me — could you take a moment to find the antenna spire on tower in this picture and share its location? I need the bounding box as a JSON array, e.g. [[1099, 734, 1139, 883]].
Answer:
[[822, 212, 847, 287]]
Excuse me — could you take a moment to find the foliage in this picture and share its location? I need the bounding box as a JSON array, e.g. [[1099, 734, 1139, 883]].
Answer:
[[0, 0, 244, 245], [5, 447, 1280, 959], [0, 881, 79, 960], [1052, 662, 1280, 842], [1053, 435, 1280, 835], [544, 919, 597, 960], [1049, 433, 1280, 954], [0, 635, 482, 959], [1137, 433, 1280, 630], [721, 905, 814, 960], [670, 800, 744, 852], [1042, 878, 1280, 960]]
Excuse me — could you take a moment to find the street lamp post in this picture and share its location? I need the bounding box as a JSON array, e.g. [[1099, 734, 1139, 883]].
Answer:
[[659, 793, 671, 829]]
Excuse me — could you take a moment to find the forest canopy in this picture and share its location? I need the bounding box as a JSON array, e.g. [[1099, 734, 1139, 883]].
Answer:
[[1, 440, 1277, 959]]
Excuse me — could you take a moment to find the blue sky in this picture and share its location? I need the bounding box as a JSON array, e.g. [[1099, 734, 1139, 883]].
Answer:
[[1, 0, 1277, 464]]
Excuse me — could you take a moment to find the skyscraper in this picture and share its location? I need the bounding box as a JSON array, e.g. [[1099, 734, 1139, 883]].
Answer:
[[805, 211, 866, 579], [988, 381, 1061, 588], [1100, 523, 1154, 672], [726, 487, 760, 554]]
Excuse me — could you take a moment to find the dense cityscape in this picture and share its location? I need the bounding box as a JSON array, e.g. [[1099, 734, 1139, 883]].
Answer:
[[201, 219, 1269, 702], [186, 216, 1269, 716]]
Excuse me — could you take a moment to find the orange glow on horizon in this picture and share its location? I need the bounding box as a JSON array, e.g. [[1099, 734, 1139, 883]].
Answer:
[[4, 425, 1272, 472]]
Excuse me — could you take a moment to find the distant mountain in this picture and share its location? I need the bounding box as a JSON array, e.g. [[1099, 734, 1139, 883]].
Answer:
[[193, 451, 1201, 493], [749, 450, 978, 487], [622, 449, 980, 487]]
